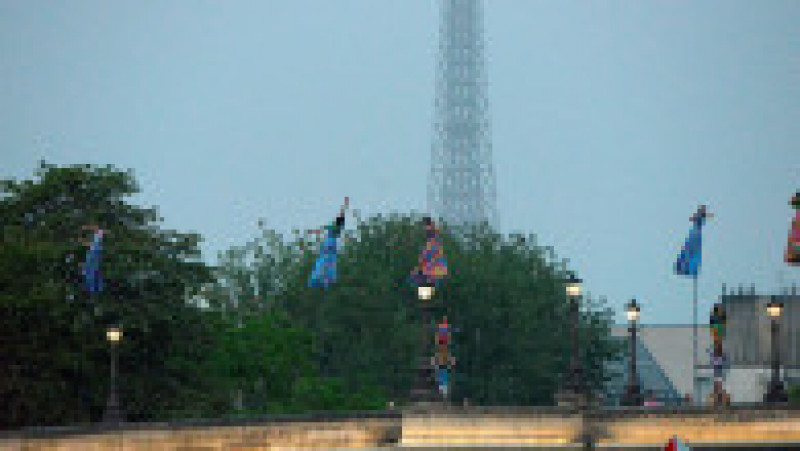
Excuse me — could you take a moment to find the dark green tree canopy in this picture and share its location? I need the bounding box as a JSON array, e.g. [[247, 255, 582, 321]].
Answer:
[[1, 162, 622, 429], [212, 213, 622, 407], [1, 162, 217, 427]]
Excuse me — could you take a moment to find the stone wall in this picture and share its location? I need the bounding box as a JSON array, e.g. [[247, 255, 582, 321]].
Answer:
[[0, 411, 402, 450], [400, 406, 800, 447], [595, 406, 800, 446], [2, 406, 799, 449], [402, 409, 580, 445]]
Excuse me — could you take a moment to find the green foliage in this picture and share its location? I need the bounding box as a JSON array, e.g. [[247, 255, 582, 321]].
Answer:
[[0, 162, 216, 428], [789, 384, 800, 406], [205, 310, 313, 412], [197, 307, 388, 415], [283, 376, 385, 413], [435, 224, 621, 405], [206, 227, 303, 316], [280, 214, 421, 400], [212, 213, 622, 408], [0, 236, 100, 427], [1, 160, 622, 428], [203, 221, 394, 412]]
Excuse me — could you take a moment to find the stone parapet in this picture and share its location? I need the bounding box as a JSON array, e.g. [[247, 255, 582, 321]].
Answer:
[[0, 410, 402, 450], [2, 405, 799, 449]]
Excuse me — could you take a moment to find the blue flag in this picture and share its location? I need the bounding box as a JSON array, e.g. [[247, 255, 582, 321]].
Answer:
[[675, 207, 709, 277], [83, 229, 103, 293]]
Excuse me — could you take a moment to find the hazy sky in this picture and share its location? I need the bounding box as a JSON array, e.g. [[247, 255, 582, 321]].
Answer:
[[2, 1, 798, 325]]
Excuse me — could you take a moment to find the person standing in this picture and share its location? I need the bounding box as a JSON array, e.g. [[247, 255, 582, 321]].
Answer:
[[433, 316, 457, 398]]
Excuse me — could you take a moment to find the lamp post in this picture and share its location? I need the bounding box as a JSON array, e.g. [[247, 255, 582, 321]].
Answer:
[[566, 273, 583, 396], [556, 273, 583, 407], [623, 299, 642, 406], [410, 285, 436, 403], [103, 325, 124, 424], [764, 299, 788, 404]]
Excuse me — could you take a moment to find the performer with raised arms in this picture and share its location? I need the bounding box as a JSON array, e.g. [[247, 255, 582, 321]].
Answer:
[[308, 197, 349, 289]]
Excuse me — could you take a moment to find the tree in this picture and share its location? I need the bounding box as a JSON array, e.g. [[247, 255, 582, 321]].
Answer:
[[204, 309, 312, 414], [208, 226, 304, 318], [201, 308, 386, 415], [0, 233, 95, 427], [220, 212, 622, 408], [278, 213, 420, 401], [0, 162, 219, 428], [204, 220, 392, 412], [789, 384, 800, 406], [436, 224, 622, 405]]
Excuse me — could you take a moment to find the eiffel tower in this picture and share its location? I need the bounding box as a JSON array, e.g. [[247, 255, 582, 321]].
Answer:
[[428, 0, 499, 232]]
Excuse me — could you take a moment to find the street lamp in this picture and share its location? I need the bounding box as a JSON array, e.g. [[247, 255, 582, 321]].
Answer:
[[764, 299, 788, 404], [623, 299, 642, 406], [565, 275, 583, 298], [409, 284, 436, 403], [103, 325, 124, 424], [418, 285, 434, 301], [563, 273, 583, 402]]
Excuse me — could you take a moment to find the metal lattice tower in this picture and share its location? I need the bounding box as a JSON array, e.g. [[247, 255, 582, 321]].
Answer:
[[428, 0, 498, 231]]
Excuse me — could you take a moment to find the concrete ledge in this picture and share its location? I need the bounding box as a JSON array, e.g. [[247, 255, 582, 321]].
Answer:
[[0, 409, 401, 440], [0, 420, 401, 450], [399, 406, 800, 447], [2, 406, 800, 449]]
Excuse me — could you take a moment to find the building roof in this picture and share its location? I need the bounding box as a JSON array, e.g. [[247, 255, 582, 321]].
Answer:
[[611, 325, 712, 397]]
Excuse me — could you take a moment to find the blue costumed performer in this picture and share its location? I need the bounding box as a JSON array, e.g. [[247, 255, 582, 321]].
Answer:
[[308, 197, 349, 289], [81, 224, 104, 294]]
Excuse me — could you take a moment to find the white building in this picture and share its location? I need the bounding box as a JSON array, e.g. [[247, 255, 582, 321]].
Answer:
[[605, 284, 799, 405]]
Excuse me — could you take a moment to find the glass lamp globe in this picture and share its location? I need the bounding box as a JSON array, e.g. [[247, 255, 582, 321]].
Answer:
[[106, 326, 123, 343], [565, 273, 583, 298], [418, 285, 434, 301], [766, 301, 783, 319], [626, 299, 641, 322]]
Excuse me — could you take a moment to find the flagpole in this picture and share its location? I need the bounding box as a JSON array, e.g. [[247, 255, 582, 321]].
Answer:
[[693, 274, 698, 405], [677, 205, 707, 406]]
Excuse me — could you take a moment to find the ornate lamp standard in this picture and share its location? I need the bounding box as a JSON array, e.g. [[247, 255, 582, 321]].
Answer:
[[409, 285, 436, 403], [566, 273, 583, 396], [622, 299, 642, 406], [764, 299, 788, 404], [556, 273, 583, 407], [103, 325, 124, 424]]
